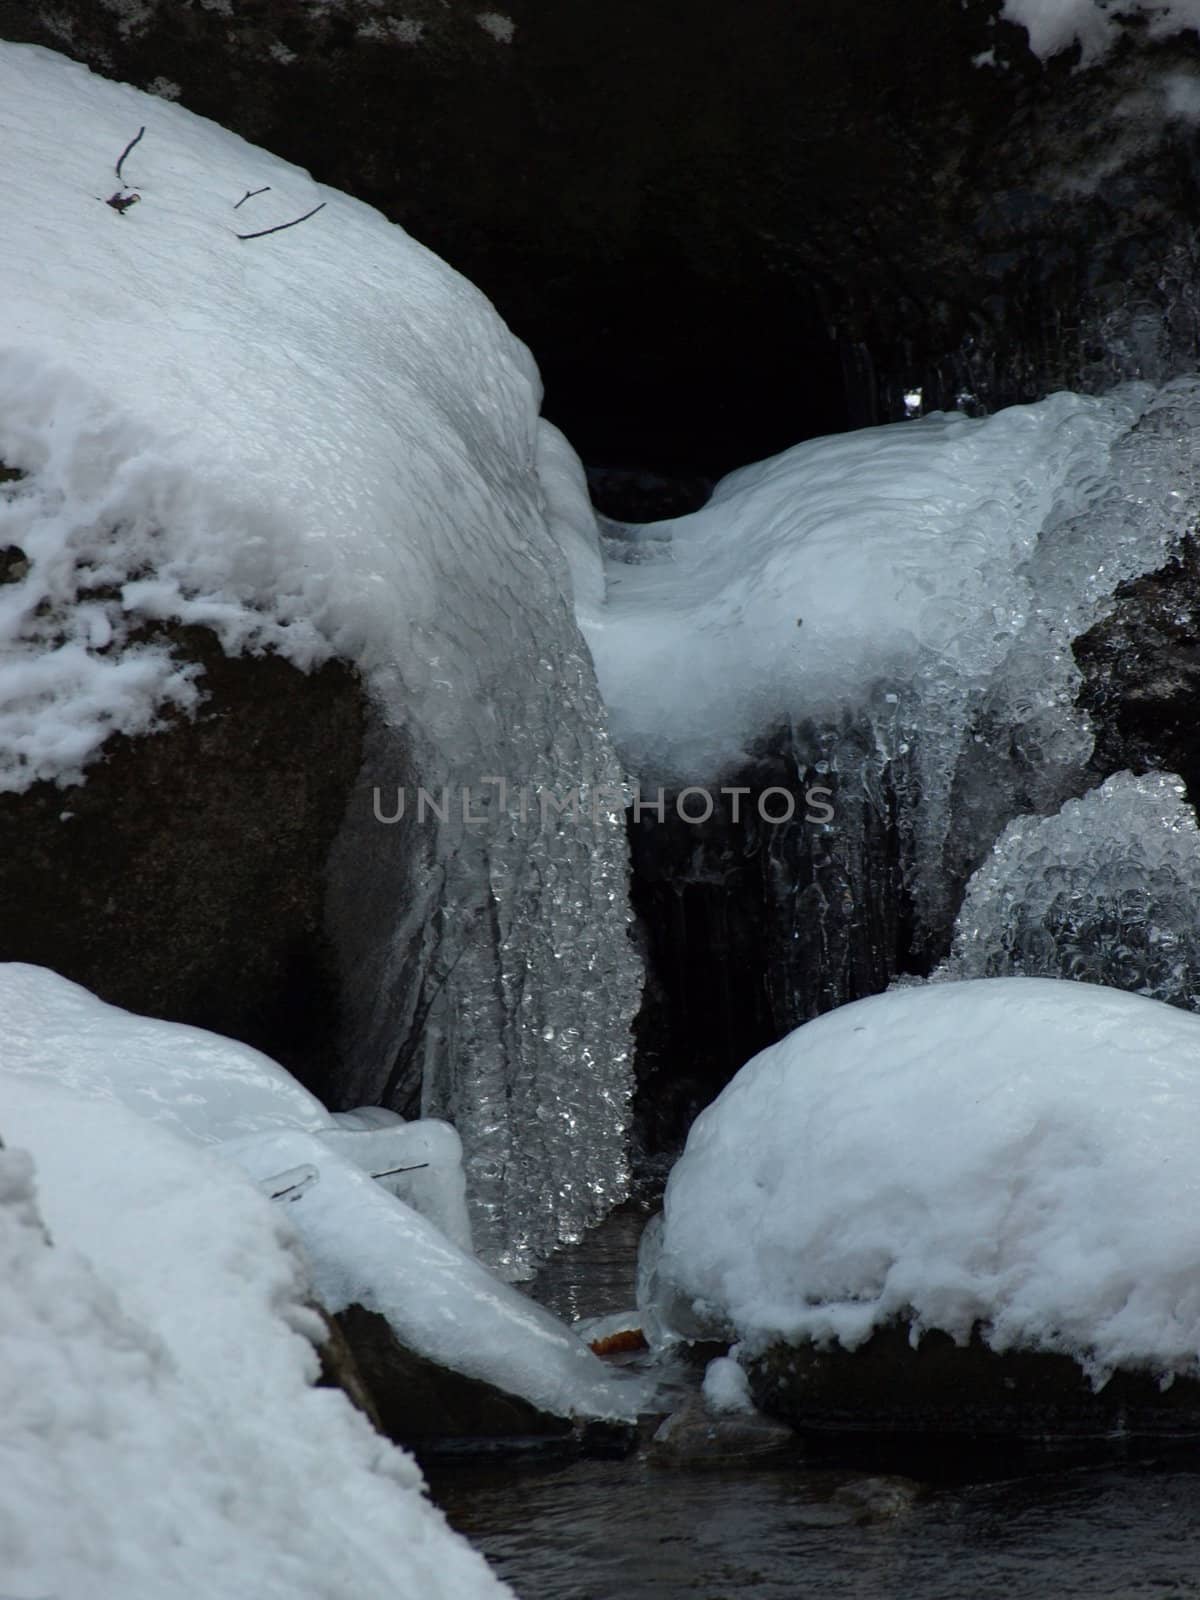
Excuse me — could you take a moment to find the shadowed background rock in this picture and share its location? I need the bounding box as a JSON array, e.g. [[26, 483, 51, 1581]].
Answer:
[[8, 0, 1200, 504]]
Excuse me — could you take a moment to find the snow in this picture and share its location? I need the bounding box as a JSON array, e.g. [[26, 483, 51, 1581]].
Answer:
[[0, 41, 640, 1270], [224, 1129, 649, 1422], [944, 770, 1200, 1008], [587, 388, 1139, 784], [702, 1355, 755, 1414], [0, 1079, 510, 1600], [586, 378, 1200, 936], [647, 977, 1200, 1383], [1001, 0, 1200, 63], [0, 961, 331, 1141], [0, 961, 644, 1420]]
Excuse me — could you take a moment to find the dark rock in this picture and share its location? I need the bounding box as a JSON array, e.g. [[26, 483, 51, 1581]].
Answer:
[[631, 723, 909, 1153], [748, 1322, 1200, 1475], [647, 1394, 797, 1466], [333, 1302, 576, 1454], [314, 1303, 385, 1431], [0, 624, 367, 1093], [7, 4, 1200, 479], [1075, 533, 1200, 805], [832, 1474, 923, 1522]]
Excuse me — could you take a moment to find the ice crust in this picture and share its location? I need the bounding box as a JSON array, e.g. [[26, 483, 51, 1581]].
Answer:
[[647, 978, 1200, 1381], [588, 380, 1200, 936], [0, 43, 639, 1271], [944, 770, 1200, 1007], [225, 1128, 649, 1422], [0, 1081, 510, 1600]]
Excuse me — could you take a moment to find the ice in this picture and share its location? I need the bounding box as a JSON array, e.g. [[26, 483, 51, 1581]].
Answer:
[[0, 44, 640, 1271], [1, 962, 645, 1421], [0, 1080, 510, 1600], [0, 961, 331, 1139], [942, 770, 1200, 1007], [318, 1118, 474, 1254], [646, 977, 1200, 1381], [224, 1129, 649, 1422], [588, 380, 1200, 940], [1000, 0, 1200, 63], [0, 962, 465, 1248]]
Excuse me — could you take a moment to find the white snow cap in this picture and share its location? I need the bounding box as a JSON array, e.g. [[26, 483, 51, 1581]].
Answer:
[[0, 40, 586, 790], [1001, 0, 1200, 63], [650, 977, 1200, 1382]]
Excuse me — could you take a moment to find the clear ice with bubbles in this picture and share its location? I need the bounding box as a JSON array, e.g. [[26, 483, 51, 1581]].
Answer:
[[942, 770, 1200, 1008]]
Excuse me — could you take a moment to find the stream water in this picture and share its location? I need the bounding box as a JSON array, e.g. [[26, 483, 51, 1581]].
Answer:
[[428, 1202, 1200, 1599]]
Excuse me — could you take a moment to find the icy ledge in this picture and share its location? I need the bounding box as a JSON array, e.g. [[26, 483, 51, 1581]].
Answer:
[[0, 963, 646, 1424], [645, 977, 1200, 1383]]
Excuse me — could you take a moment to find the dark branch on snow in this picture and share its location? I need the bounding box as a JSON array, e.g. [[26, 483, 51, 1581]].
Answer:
[[236, 201, 326, 241], [115, 125, 145, 184], [234, 185, 271, 209], [370, 1163, 430, 1180]]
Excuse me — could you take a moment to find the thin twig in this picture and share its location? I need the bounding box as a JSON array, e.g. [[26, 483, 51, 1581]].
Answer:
[[268, 1176, 311, 1201], [234, 185, 271, 209], [236, 201, 326, 241], [115, 126, 145, 184], [371, 1162, 431, 1180]]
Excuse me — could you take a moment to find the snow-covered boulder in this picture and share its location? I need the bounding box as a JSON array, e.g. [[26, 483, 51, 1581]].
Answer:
[[0, 1081, 510, 1600], [0, 41, 640, 1272], [644, 977, 1200, 1448]]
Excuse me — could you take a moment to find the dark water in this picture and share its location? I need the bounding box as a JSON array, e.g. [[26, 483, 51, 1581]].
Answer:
[[431, 1455, 1200, 1599], [429, 1201, 1200, 1599]]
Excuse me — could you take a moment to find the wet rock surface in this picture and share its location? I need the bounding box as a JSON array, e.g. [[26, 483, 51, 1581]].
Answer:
[[1075, 534, 1200, 805], [334, 1299, 611, 1465], [631, 726, 908, 1152], [748, 1322, 1200, 1475], [0, 624, 367, 1092]]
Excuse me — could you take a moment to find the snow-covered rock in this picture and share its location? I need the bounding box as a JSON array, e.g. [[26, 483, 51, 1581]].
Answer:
[[0, 41, 640, 1271], [702, 1355, 755, 1415], [647, 977, 1200, 1384], [0, 962, 646, 1423], [0, 1081, 510, 1600]]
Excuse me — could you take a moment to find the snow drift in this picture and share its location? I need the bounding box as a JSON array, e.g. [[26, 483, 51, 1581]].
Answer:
[[0, 1080, 511, 1600]]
